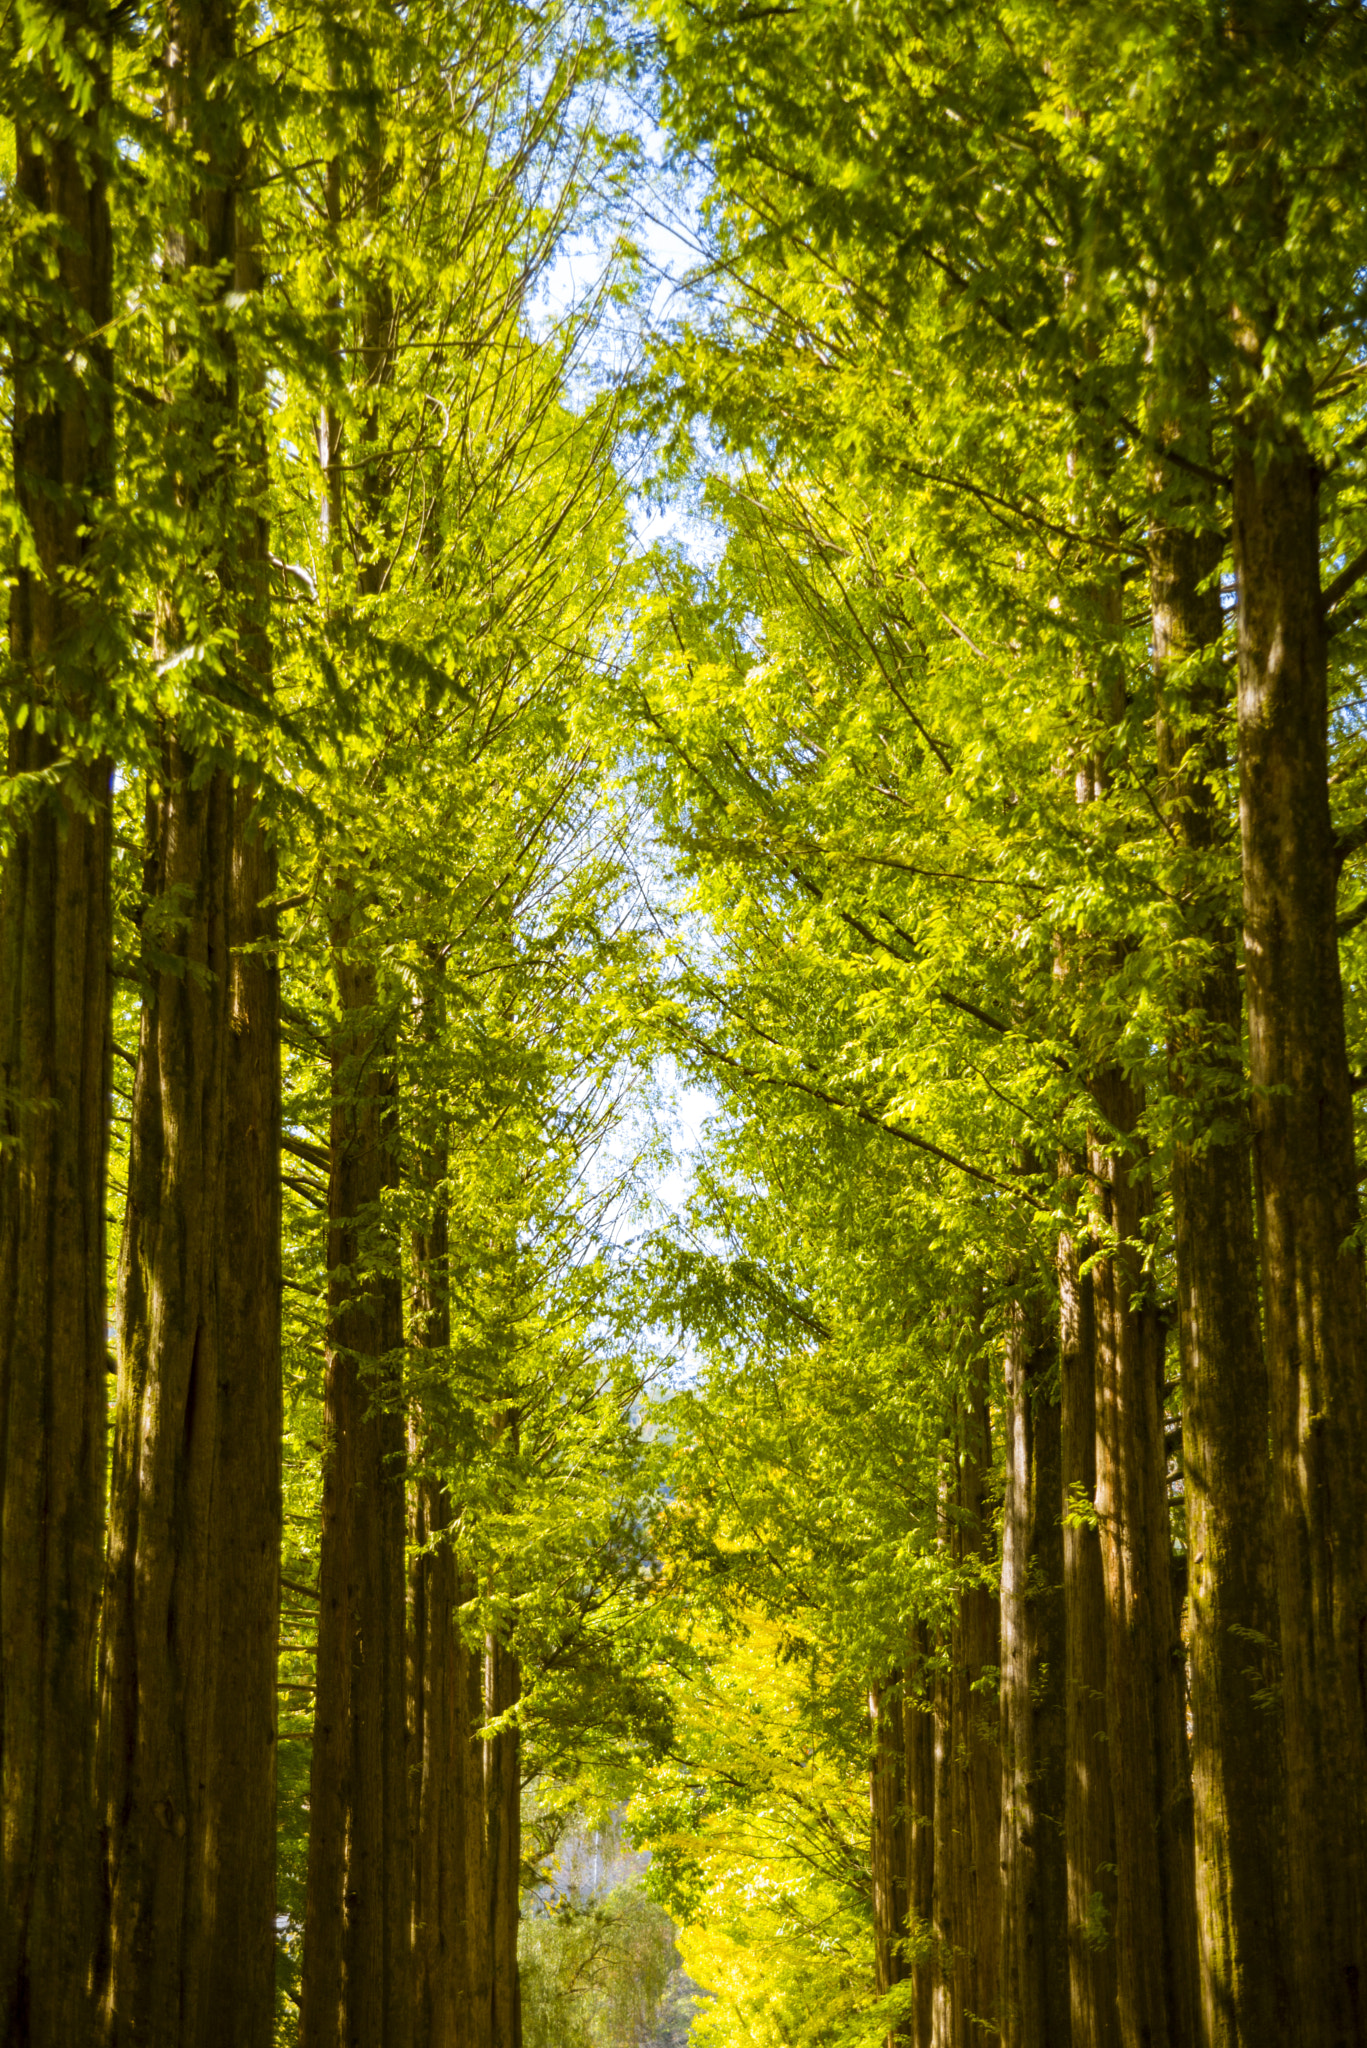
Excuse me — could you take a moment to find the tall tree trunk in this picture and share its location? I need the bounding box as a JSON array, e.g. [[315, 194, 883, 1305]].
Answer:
[[409, 1135, 491, 2048], [1151, 506, 1286, 2048], [201, 134, 282, 2048], [0, 6, 114, 2037], [1057, 1226, 1120, 2048], [97, 4, 281, 2038], [904, 1629, 935, 2048], [870, 1669, 911, 2031], [930, 1645, 954, 2048], [1232, 410, 1367, 2048], [412, 1471, 472, 2048], [464, 1614, 494, 2048], [410, 1158, 457, 2048], [486, 1626, 522, 2048], [931, 1360, 1000, 2047], [101, 744, 233, 2047], [302, 1211, 354, 2048], [301, 951, 411, 2048], [1089, 1081, 1198, 2048], [999, 1283, 1069, 2048]]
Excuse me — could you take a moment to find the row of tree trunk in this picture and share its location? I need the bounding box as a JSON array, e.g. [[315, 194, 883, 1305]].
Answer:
[[5, 11, 1367, 2048], [1, 3, 528, 2044], [866, 406, 1367, 2048], [868, 1210, 1192, 2048], [299, 964, 525, 2048]]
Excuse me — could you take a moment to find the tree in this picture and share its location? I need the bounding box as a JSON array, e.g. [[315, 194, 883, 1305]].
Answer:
[[1, 4, 117, 2039]]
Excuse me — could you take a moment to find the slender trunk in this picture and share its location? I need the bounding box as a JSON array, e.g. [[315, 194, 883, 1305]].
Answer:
[[301, 1222, 354, 2048], [0, 8, 114, 2036], [1057, 1226, 1120, 2048], [999, 1283, 1069, 2048], [904, 1628, 935, 2048], [410, 1159, 457, 2048], [200, 139, 281, 2048], [464, 1613, 494, 2048], [870, 1670, 910, 2025], [412, 1471, 464, 2048], [486, 1626, 522, 2048], [409, 1134, 489, 2048], [1233, 413, 1367, 2048], [931, 1361, 1000, 2047], [1152, 508, 1285, 2048], [1089, 1079, 1198, 2048], [301, 952, 411, 2048]]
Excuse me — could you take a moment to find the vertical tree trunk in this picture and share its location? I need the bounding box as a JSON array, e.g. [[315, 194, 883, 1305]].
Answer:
[[930, 1644, 954, 2048], [100, 744, 233, 2047], [1089, 1080, 1198, 2048], [956, 1364, 1000, 2040], [301, 951, 411, 2048], [999, 1284, 1069, 2048], [412, 1470, 465, 2048], [1057, 1226, 1119, 2048], [930, 1361, 1000, 2047], [200, 137, 282, 2048], [486, 1628, 522, 2048], [870, 1669, 910, 2028], [1233, 414, 1367, 2048], [97, 4, 281, 2039], [464, 1617, 494, 2048], [409, 1135, 493, 2048], [904, 1630, 935, 2048], [301, 1222, 354, 2048], [1152, 507, 1286, 2048], [0, 7, 114, 2037], [410, 1154, 458, 2048]]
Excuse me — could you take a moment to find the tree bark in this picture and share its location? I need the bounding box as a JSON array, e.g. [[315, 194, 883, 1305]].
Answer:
[[97, 4, 282, 2038], [999, 1284, 1069, 2048], [409, 1141, 493, 2048], [100, 739, 233, 2048], [486, 1626, 522, 2048], [931, 1361, 1000, 2048], [301, 950, 412, 2048], [1233, 413, 1367, 2048], [0, 7, 115, 2036], [870, 1669, 911, 2028], [1057, 1226, 1120, 2048], [904, 1630, 935, 2048], [410, 1159, 458, 2048], [463, 1612, 494, 2048], [412, 1471, 467, 2048], [1152, 507, 1286, 2048], [1089, 1079, 1198, 2048]]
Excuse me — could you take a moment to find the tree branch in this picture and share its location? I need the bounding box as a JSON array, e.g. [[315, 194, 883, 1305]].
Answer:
[[1322, 541, 1367, 619]]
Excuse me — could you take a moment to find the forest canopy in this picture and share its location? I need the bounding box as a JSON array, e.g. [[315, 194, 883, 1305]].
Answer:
[[3, 3, 1367, 2048]]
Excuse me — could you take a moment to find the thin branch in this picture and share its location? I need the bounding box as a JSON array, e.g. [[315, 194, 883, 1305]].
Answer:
[[1323, 541, 1367, 619], [1334, 816, 1367, 871], [685, 1029, 1039, 1205], [283, 1132, 331, 1173]]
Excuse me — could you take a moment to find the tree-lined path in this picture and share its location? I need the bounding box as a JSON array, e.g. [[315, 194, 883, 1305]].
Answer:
[[3, 3, 1366, 2045]]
